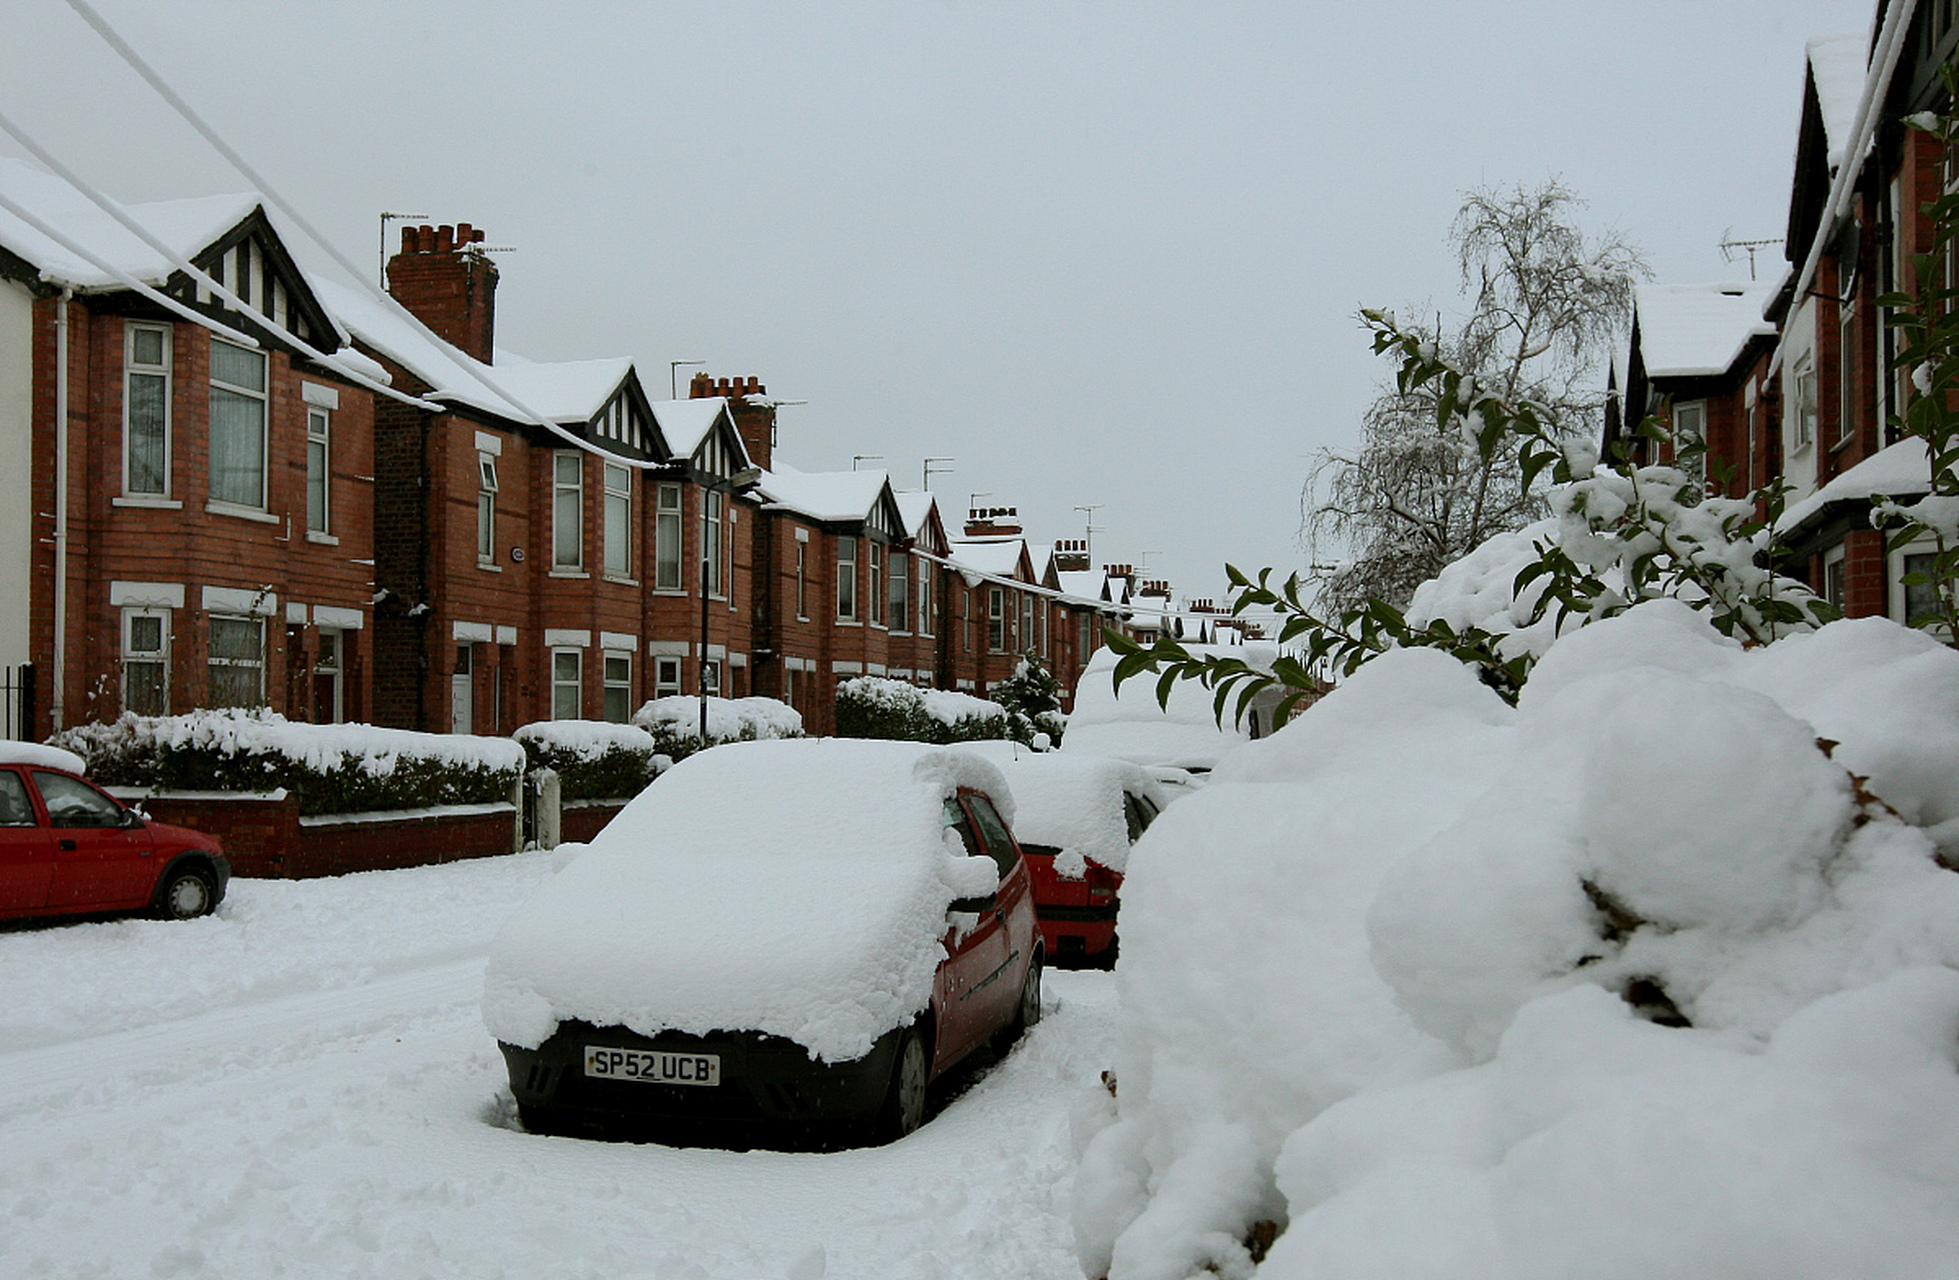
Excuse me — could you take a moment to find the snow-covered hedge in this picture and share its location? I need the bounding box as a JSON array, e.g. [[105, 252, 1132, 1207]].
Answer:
[[835, 676, 1011, 744], [629, 695, 802, 761], [1075, 602, 1959, 1280], [52, 710, 524, 816], [512, 720, 664, 802]]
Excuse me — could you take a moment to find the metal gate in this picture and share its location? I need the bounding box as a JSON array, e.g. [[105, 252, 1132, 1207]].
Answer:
[[1, 664, 35, 741]]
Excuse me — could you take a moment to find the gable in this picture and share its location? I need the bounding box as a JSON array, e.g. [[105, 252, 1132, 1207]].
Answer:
[[585, 377, 663, 462], [865, 485, 905, 542], [170, 208, 338, 353], [689, 408, 752, 483]]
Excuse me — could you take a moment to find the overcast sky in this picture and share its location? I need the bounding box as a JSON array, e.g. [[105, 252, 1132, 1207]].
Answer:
[[7, 0, 1873, 600]]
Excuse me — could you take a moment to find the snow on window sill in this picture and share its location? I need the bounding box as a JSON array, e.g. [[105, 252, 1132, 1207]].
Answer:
[[205, 501, 278, 524], [113, 495, 182, 510], [603, 574, 640, 587], [549, 569, 589, 579], [476, 560, 503, 573], [306, 530, 339, 546]]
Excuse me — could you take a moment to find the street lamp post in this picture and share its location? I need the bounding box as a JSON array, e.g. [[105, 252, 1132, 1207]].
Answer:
[[700, 465, 764, 744]]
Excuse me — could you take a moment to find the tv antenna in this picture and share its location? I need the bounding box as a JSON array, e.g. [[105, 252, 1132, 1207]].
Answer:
[[1718, 229, 1780, 281], [1074, 503, 1104, 558], [379, 211, 428, 286]]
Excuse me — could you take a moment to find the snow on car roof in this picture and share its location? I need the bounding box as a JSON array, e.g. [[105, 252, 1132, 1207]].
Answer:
[[484, 738, 1013, 1062], [0, 740, 87, 774], [1061, 645, 1268, 771], [951, 744, 1160, 874]]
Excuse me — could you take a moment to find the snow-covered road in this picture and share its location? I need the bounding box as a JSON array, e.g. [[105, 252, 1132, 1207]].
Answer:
[[0, 853, 1113, 1279]]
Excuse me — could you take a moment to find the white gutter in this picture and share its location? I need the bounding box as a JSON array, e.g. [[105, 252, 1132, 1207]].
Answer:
[[1773, 0, 1918, 378], [51, 288, 69, 731], [0, 109, 442, 415]]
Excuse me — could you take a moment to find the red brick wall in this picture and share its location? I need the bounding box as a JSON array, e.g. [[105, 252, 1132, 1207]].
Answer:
[[126, 791, 520, 879], [34, 299, 377, 733]]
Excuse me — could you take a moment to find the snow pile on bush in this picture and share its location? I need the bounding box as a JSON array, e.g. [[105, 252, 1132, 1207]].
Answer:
[[1063, 644, 1270, 771], [1074, 601, 1959, 1279], [834, 675, 1011, 744], [630, 695, 802, 759], [51, 709, 524, 816], [513, 720, 663, 802], [484, 738, 1011, 1062]]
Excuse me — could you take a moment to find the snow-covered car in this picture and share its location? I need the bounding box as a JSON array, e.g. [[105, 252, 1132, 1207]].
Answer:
[[485, 738, 1042, 1146], [1062, 643, 1283, 775], [0, 742, 229, 923], [954, 743, 1168, 966]]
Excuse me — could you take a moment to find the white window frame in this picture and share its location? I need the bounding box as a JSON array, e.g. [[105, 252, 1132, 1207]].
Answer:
[[602, 650, 632, 723], [704, 489, 725, 598], [890, 550, 909, 633], [1891, 537, 1946, 633], [988, 586, 1006, 652], [1823, 545, 1847, 613], [1673, 400, 1707, 482], [551, 647, 583, 720], [120, 606, 170, 716], [314, 627, 345, 723], [656, 483, 683, 591], [207, 613, 265, 708], [123, 322, 171, 498], [603, 462, 631, 579], [795, 539, 809, 620], [1793, 357, 1817, 450], [1838, 303, 1858, 446], [306, 405, 331, 534], [553, 451, 584, 571], [869, 542, 885, 627], [655, 656, 682, 696], [477, 453, 498, 564], [918, 558, 934, 636], [837, 536, 858, 620], [208, 338, 269, 511]]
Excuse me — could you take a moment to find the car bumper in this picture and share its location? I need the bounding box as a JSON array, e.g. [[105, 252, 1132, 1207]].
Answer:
[[1037, 904, 1117, 960], [501, 1020, 903, 1144]]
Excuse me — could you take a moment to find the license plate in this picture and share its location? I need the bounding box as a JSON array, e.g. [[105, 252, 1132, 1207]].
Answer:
[[583, 1045, 720, 1086]]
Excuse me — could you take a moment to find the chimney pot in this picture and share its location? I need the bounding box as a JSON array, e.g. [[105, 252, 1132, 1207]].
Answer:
[[434, 224, 455, 253], [457, 221, 474, 244]]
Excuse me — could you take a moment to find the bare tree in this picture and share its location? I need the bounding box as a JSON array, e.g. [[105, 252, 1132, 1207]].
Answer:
[[1304, 180, 1646, 612]]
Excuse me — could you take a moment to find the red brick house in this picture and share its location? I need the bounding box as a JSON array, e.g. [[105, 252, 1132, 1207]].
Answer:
[[326, 224, 674, 733], [0, 157, 383, 736]]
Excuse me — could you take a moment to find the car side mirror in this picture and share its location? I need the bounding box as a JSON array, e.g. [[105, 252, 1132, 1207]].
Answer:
[[121, 805, 146, 827], [949, 892, 998, 914]]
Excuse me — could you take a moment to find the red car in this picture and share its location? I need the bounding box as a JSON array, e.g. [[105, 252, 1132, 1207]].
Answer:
[[956, 745, 1169, 967], [0, 745, 229, 922], [487, 738, 1041, 1146]]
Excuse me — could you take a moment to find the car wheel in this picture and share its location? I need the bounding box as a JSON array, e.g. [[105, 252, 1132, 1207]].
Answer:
[[875, 1027, 928, 1143], [1008, 952, 1043, 1041], [154, 866, 216, 920]]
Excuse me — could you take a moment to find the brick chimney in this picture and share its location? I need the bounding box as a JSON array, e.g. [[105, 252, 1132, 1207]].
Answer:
[[386, 223, 497, 364], [690, 372, 775, 471], [1054, 539, 1090, 572], [965, 506, 1021, 538], [1138, 579, 1172, 599]]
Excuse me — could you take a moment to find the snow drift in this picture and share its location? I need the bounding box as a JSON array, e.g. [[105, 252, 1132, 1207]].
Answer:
[[1074, 601, 1959, 1279]]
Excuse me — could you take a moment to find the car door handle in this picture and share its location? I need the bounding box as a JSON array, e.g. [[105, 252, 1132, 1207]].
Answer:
[[58, 839, 76, 850]]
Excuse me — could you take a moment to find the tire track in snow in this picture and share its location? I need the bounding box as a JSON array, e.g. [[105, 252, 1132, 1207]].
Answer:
[[0, 953, 488, 1117]]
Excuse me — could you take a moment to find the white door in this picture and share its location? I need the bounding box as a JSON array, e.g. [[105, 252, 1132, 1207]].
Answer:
[[451, 643, 473, 734]]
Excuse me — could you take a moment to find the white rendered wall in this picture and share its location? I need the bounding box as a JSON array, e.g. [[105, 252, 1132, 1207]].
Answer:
[[0, 282, 32, 667]]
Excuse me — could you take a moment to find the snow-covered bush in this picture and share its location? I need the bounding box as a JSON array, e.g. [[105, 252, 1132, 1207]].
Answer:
[[630, 694, 802, 761], [512, 720, 663, 802], [990, 652, 1068, 745], [52, 709, 524, 816], [1074, 603, 1959, 1279], [834, 676, 1011, 744]]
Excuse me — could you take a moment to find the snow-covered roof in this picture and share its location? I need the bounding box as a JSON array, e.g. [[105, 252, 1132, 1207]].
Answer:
[[316, 277, 637, 427], [1056, 569, 1111, 603], [648, 397, 733, 458], [894, 490, 938, 538], [949, 538, 1030, 582], [1634, 279, 1781, 379], [1808, 33, 1869, 173], [757, 466, 891, 524], [0, 157, 259, 292], [1776, 437, 1932, 534]]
